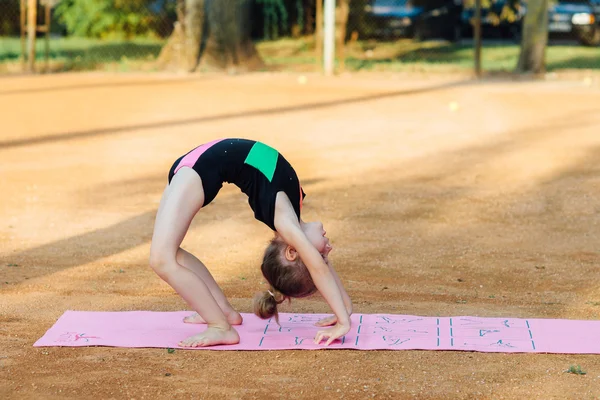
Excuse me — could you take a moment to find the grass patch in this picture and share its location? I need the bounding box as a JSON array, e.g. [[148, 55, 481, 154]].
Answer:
[[1, 35, 599, 74], [258, 37, 600, 73], [564, 365, 587, 375], [0, 36, 164, 73]]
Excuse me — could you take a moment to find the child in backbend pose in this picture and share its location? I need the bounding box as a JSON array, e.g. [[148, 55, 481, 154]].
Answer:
[[149, 138, 353, 347]]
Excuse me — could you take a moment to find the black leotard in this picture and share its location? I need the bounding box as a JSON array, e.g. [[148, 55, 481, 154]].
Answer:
[[168, 138, 305, 231]]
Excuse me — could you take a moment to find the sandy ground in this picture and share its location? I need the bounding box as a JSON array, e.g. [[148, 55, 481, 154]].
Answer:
[[1, 71, 600, 399]]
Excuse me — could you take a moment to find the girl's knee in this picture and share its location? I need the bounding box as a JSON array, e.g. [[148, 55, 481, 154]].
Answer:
[[149, 249, 176, 279]]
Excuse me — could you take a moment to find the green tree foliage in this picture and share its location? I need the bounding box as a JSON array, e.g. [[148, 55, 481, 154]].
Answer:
[[257, 0, 288, 39], [54, 0, 172, 39], [0, 0, 20, 36], [256, 0, 307, 39], [51, 0, 307, 40]]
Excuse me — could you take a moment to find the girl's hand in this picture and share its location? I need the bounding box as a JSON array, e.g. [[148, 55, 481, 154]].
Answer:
[[314, 322, 351, 346], [315, 315, 338, 327]]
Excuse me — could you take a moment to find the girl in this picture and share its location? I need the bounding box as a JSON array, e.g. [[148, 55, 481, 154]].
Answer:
[[149, 138, 353, 347]]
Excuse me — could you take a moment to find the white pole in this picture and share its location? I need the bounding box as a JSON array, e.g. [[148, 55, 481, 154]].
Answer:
[[323, 0, 336, 76]]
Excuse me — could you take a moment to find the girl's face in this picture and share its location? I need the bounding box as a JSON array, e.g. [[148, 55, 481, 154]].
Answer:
[[302, 221, 332, 257]]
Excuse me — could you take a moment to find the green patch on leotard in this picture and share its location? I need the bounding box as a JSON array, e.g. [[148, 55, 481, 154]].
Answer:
[[244, 142, 279, 182]]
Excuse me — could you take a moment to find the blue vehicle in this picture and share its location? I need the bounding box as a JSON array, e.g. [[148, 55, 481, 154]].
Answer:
[[358, 0, 463, 41], [548, 0, 600, 46]]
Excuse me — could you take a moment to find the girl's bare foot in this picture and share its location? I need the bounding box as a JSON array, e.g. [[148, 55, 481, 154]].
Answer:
[[183, 311, 243, 325], [179, 326, 240, 347]]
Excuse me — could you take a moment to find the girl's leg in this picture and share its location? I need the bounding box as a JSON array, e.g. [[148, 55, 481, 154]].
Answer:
[[176, 248, 243, 325], [149, 168, 239, 347]]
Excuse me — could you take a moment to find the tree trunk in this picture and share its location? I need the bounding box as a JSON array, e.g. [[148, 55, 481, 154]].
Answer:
[[157, 0, 263, 73], [27, 0, 37, 73], [515, 0, 548, 74], [200, 0, 263, 72], [315, 0, 323, 65], [184, 0, 204, 70], [156, 0, 197, 72], [335, 0, 350, 73], [304, 0, 315, 35]]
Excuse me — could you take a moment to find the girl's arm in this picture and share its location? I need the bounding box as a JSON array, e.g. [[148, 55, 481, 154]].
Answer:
[[276, 220, 351, 328], [324, 257, 352, 316], [314, 258, 352, 327], [274, 195, 351, 343]]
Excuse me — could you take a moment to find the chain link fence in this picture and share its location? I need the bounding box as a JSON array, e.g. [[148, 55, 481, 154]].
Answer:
[[0, 0, 598, 75]]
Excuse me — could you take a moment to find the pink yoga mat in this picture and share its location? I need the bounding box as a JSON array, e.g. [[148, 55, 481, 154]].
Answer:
[[33, 311, 600, 353]]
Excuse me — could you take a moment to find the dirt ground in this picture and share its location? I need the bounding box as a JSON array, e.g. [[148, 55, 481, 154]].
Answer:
[[1, 70, 600, 399]]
